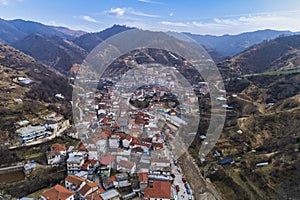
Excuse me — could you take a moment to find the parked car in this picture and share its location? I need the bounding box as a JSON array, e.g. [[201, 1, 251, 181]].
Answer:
[[184, 183, 189, 189], [186, 188, 191, 195], [175, 185, 180, 192], [171, 173, 176, 178], [174, 160, 178, 166], [182, 177, 187, 183]]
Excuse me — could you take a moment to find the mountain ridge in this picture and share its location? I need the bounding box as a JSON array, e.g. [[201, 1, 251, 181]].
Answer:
[[0, 18, 86, 44]]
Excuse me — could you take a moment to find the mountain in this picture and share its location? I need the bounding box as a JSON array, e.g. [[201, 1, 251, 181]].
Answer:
[[12, 34, 88, 75], [0, 18, 86, 44], [201, 71, 300, 199], [0, 43, 72, 144], [184, 29, 295, 58], [74, 25, 134, 52], [224, 34, 300, 74]]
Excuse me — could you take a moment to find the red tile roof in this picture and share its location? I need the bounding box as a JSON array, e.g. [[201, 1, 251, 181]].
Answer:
[[138, 172, 148, 183], [65, 175, 85, 186], [86, 188, 104, 200], [78, 181, 99, 197], [153, 143, 164, 150], [51, 143, 66, 152], [42, 184, 74, 200], [77, 144, 88, 151], [100, 155, 115, 165], [124, 135, 132, 141], [110, 175, 117, 182], [144, 181, 171, 199]]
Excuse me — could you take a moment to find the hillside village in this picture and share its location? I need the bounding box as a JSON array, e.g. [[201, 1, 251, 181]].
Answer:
[[0, 16, 300, 200], [42, 64, 203, 200]]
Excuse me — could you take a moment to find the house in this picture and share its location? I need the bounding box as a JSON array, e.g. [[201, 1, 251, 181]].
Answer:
[[151, 158, 171, 168], [75, 171, 88, 180], [256, 162, 269, 167], [122, 192, 137, 200], [24, 161, 36, 171], [65, 175, 86, 191], [81, 159, 98, 173], [99, 155, 116, 178], [47, 143, 67, 166], [41, 184, 74, 200], [85, 188, 105, 200], [219, 157, 234, 165], [132, 143, 151, 154], [16, 125, 47, 143], [102, 177, 115, 190], [78, 181, 99, 199], [114, 173, 131, 188], [100, 155, 115, 166], [216, 96, 227, 101], [47, 151, 65, 166], [139, 172, 149, 191], [67, 152, 85, 174], [144, 181, 172, 200], [100, 189, 121, 200], [117, 160, 136, 174], [108, 135, 121, 149], [51, 143, 67, 155], [122, 135, 133, 148]]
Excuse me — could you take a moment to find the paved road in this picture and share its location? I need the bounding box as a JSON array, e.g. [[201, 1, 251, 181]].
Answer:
[[171, 160, 193, 200], [178, 152, 223, 200], [0, 164, 23, 172], [166, 144, 194, 200]]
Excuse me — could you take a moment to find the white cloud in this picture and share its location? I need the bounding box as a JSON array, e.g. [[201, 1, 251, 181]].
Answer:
[[129, 9, 159, 18], [157, 12, 300, 35], [81, 15, 98, 23], [107, 7, 126, 17], [107, 7, 159, 18], [160, 21, 189, 27], [1, 0, 9, 5], [1, 0, 24, 5], [138, 0, 160, 4]]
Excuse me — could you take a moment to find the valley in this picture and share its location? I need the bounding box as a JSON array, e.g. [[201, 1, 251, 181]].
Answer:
[[0, 18, 299, 200]]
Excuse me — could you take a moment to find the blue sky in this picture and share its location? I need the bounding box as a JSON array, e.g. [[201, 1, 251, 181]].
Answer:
[[1, 0, 300, 35]]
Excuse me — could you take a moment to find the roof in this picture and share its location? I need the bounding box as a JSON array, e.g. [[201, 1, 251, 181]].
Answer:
[[219, 157, 234, 165], [118, 160, 135, 170], [151, 158, 170, 164], [110, 176, 117, 182], [138, 172, 148, 182], [86, 188, 105, 200], [100, 189, 120, 200], [77, 144, 88, 151], [51, 143, 66, 152], [100, 155, 115, 165], [41, 184, 74, 200], [78, 181, 99, 197], [144, 181, 171, 199], [65, 175, 85, 186], [153, 143, 164, 149]]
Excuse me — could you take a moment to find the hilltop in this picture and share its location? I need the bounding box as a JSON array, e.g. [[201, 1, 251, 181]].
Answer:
[[224, 34, 300, 74]]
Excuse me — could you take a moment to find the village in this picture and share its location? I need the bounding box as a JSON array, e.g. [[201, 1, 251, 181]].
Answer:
[[32, 64, 205, 200]]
